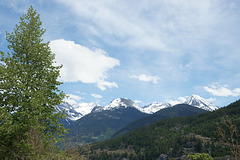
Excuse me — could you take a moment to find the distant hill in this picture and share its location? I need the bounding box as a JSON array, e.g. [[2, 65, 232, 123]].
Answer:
[[80, 99, 240, 159], [113, 104, 208, 137]]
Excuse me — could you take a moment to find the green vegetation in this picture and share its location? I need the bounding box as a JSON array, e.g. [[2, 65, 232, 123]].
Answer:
[[188, 153, 213, 160], [0, 6, 68, 159], [78, 99, 240, 159]]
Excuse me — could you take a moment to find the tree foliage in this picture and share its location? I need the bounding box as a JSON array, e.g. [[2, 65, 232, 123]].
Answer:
[[0, 6, 67, 159], [188, 153, 213, 160]]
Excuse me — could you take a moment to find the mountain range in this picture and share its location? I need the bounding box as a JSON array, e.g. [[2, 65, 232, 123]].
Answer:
[[83, 99, 240, 159], [57, 95, 218, 124], [56, 95, 218, 143]]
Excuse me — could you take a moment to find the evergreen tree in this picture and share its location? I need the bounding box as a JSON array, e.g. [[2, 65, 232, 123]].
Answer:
[[0, 6, 67, 159]]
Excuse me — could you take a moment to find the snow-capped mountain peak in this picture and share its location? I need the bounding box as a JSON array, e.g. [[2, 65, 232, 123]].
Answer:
[[104, 98, 144, 112], [55, 95, 218, 123], [143, 103, 172, 114], [184, 95, 218, 111], [55, 102, 98, 121], [72, 102, 98, 116], [56, 102, 83, 121]]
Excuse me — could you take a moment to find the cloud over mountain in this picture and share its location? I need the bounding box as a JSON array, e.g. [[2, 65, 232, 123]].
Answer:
[[130, 74, 160, 84], [204, 85, 240, 97], [64, 94, 82, 104], [91, 94, 102, 99]]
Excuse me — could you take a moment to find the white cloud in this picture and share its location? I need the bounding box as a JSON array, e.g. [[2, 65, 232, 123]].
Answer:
[[204, 85, 240, 97], [130, 74, 160, 84], [75, 91, 87, 95], [96, 81, 118, 91], [65, 94, 82, 104], [55, 0, 229, 52], [134, 100, 142, 104], [206, 97, 216, 102], [47, 0, 240, 89], [50, 39, 120, 90], [168, 96, 187, 106], [91, 94, 102, 99]]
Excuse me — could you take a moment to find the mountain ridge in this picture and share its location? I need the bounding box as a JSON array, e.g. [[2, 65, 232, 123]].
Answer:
[[56, 95, 218, 123], [113, 104, 208, 137]]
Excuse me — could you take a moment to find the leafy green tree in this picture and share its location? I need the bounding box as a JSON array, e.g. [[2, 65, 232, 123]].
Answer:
[[188, 153, 213, 160], [0, 6, 67, 159]]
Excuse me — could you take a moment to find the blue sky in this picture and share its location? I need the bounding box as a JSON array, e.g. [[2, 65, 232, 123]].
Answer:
[[1, 0, 240, 107]]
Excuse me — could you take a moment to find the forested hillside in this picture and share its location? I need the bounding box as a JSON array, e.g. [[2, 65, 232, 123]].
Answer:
[[79, 99, 240, 159]]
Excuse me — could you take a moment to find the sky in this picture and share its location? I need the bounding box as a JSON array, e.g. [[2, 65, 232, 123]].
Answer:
[[1, 0, 240, 107]]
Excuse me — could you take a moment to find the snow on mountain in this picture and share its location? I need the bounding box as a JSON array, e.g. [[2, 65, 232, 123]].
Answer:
[[142, 95, 218, 113], [104, 98, 144, 112], [143, 103, 172, 114], [184, 95, 218, 111], [72, 102, 98, 116], [56, 102, 83, 121], [56, 102, 98, 121], [56, 95, 218, 122], [91, 106, 103, 113]]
